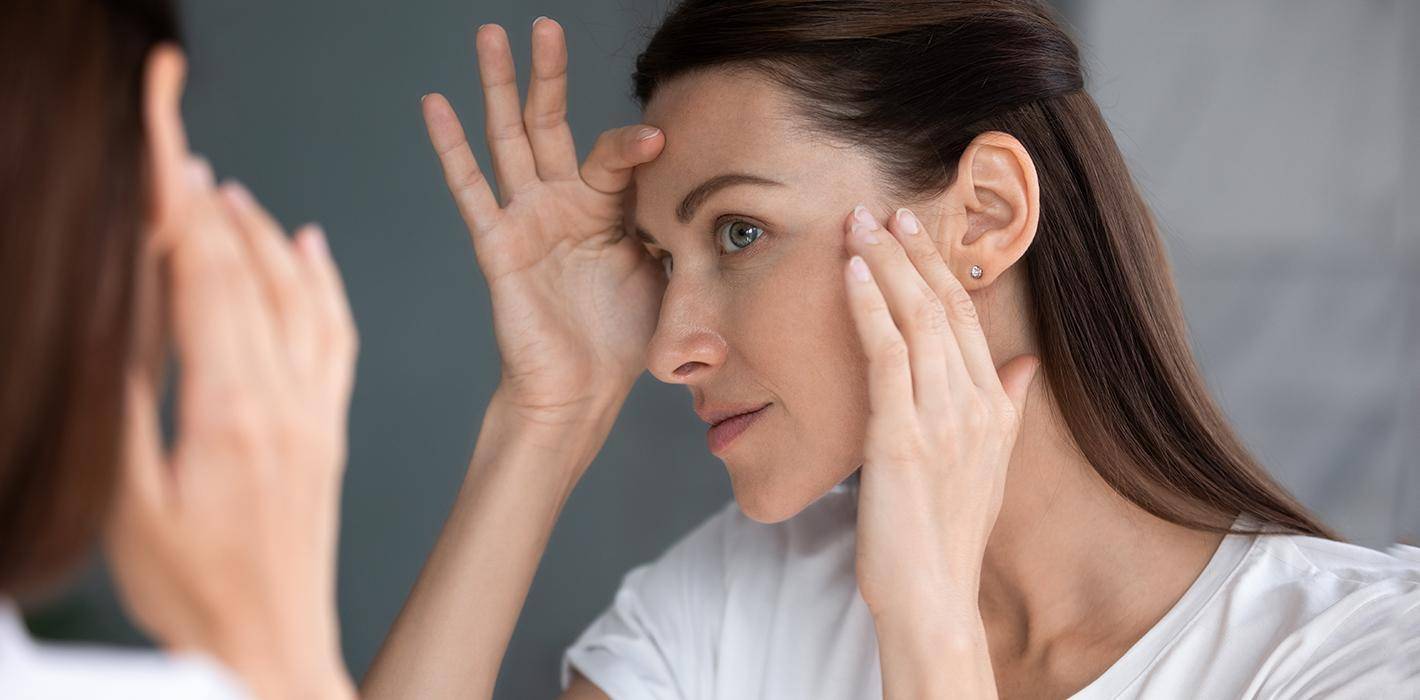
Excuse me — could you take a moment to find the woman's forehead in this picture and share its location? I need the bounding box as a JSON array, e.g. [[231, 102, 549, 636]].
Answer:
[[643, 71, 805, 163], [635, 71, 875, 207]]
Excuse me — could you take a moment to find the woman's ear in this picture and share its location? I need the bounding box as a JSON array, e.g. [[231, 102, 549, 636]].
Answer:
[[142, 43, 190, 234], [936, 131, 1040, 287]]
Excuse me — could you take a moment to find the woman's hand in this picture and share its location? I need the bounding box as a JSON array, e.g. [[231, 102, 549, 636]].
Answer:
[[842, 205, 1040, 698], [421, 18, 666, 430], [106, 157, 358, 700]]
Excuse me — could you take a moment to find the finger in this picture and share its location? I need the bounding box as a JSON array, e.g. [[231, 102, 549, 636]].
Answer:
[[845, 205, 962, 417], [105, 371, 169, 599], [997, 354, 1041, 421], [219, 181, 318, 372], [167, 164, 282, 405], [119, 370, 169, 515], [844, 254, 915, 425], [524, 16, 578, 180], [476, 23, 540, 196], [888, 207, 1004, 403], [579, 124, 664, 195], [141, 44, 192, 230], [293, 224, 359, 400], [422, 93, 503, 236]]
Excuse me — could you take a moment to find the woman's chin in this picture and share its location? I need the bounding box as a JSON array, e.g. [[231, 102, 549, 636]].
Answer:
[[725, 467, 836, 524]]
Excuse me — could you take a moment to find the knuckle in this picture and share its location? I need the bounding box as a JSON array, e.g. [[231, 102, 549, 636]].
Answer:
[[868, 426, 926, 466], [190, 237, 244, 280], [961, 400, 990, 431], [486, 120, 526, 142], [525, 106, 567, 130], [452, 163, 488, 192], [592, 129, 618, 152], [915, 243, 945, 267], [435, 133, 472, 160], [268, 268, 303, 308], [874, 337, 911, 369], [946, 286, 980, 326], [208, 395, 268, 452], [996, 397, 1021, 429], [913, 296, 951, 336]]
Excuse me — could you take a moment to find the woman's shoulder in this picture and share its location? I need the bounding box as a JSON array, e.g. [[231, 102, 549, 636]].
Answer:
[[0, 601, 247, 699], [1229, 530, 1420, 696], [1248, 527, 1420, 591]]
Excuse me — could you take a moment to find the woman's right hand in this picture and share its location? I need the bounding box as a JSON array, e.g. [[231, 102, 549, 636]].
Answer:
[[421, 18, 667, 428], [106, 155, 358, 700]]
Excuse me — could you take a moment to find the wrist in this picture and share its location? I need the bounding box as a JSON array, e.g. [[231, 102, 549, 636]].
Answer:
[[479, 385, 627, 479], [873, 602, 990, 696], [874, 605, 987, 649]]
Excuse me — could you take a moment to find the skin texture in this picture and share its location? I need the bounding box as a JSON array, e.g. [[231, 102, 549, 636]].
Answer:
[[630, 68, 1228, 697], [369, 19, 1230, 700], [103, 45, 358, 700], [633, 69, 884, 522]]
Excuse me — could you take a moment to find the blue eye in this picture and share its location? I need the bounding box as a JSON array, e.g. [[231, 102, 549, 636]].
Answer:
[[717, 219, 764, 254], [654, 219, 765, 276]]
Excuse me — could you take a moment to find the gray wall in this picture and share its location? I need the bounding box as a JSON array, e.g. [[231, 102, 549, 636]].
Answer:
[[1073, 0, 1420, 548], [26, 2, 1417, 699]]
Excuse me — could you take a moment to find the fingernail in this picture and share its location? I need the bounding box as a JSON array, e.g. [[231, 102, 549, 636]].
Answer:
[[849, 255, 871, 282], [420, 93, 429, 104], [637, 126, 661, 141], [533, 15, 549, 26], [224, 181, 254, 210], [300, 225, 330, 259], [851, 205, 880, 244], [187, 157, 213, 189], [896, 208, 920, 235]]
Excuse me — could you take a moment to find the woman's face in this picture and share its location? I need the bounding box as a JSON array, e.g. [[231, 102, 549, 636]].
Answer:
[[635, 69, 892, 523]]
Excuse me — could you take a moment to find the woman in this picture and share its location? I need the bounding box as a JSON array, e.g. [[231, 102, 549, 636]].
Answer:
[[1, 1, 357, 697], [365, 1, 1419, 698]]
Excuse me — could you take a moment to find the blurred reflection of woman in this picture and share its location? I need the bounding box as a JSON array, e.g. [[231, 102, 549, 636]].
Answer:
[[1, 1, 357, 697]]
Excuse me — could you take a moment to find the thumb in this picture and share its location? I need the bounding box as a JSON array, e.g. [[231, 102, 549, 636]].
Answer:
[[579, 124, 665, 195], [998, 354, 1041, 419]]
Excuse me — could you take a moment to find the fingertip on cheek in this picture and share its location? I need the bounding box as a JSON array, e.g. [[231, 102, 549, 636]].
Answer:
[[894, 208, 921, 235], [849, 255, 872, 282]]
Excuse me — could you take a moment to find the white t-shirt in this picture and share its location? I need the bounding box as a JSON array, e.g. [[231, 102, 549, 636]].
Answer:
[[560, 480, 1420, 699], [0, 599, 248, 699]]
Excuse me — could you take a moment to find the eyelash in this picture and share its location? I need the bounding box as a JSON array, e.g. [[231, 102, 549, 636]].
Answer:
[[656, 216, 769, 275]]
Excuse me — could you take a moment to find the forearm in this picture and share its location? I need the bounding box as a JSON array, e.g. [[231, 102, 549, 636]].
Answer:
[[361, 387, 626, 698], [876, 601, 997, 699]]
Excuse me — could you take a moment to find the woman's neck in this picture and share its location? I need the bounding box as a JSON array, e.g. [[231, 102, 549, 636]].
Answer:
[[976, 387, 1226, 659]]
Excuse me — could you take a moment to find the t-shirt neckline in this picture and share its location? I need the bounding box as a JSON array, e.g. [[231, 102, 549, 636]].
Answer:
[[1066, 514, 1261, 698]]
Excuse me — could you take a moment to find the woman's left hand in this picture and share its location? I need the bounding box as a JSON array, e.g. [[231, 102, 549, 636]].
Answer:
[[842, 204, 1039, 697]]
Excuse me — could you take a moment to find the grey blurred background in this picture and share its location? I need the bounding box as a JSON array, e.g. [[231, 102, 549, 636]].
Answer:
[[28, 1, 1418, 698]]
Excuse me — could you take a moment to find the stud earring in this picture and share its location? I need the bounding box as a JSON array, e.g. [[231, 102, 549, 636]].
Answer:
[[969, 264, 983, 279]]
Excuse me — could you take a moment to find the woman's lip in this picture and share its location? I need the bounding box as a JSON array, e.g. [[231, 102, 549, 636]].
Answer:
[[707, 403, 770, 454]]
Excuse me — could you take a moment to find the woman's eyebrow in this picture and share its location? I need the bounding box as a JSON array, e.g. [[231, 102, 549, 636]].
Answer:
[[634, 172, 786, 246]]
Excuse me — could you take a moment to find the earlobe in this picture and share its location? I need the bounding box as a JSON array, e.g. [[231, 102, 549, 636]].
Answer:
[[142, 43, 190, 233]]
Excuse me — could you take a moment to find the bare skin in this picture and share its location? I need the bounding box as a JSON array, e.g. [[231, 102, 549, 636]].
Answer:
[[105, 46, 359, 700], [366, 18, 1229, 700]]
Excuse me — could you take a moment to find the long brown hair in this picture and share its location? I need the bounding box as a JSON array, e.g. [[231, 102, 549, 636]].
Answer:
[[0, 0, 181, 599], [633, 0, 1338, 540]]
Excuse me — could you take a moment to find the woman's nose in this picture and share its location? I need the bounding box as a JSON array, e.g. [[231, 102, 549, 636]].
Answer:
[[646, 282, 728, 385]]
